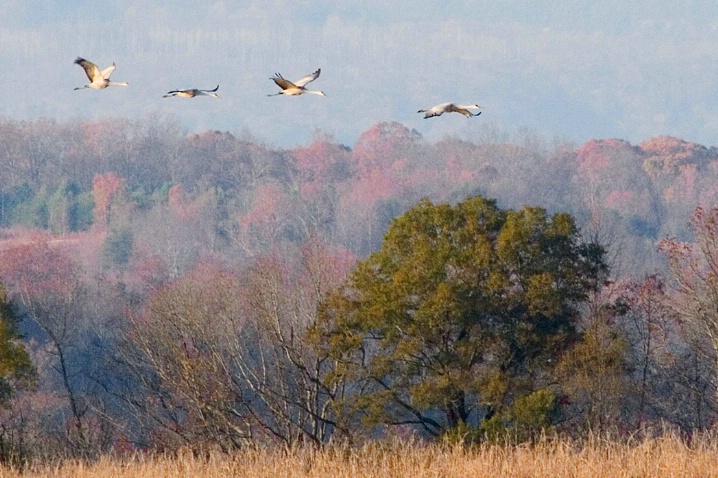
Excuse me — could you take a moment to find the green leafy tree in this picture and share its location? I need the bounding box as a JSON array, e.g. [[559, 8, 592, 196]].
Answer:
[[312, 196, 607, 437], [10, 187, 48, 229], [70, 191, 94, 231], [0, 284, 36, 465], [102, 227, 134, 268], [0, 184, 33, 227], [555, 307, 630, 432], [0, 284, 34, 402]]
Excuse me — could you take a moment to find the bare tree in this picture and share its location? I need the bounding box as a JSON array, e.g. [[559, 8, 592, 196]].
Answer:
[[0, 241, 101, 456], [659, 206, 718, 403], [231, 239, 353, 445], [116, 262, 253, 451], [115, 239, 354, 450]]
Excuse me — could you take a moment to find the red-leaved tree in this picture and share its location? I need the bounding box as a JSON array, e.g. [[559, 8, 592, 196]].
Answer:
[[92, 172, 126, 230]]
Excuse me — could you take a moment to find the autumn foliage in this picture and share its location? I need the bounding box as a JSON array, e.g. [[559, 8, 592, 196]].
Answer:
[[1, 117, 718, 462]]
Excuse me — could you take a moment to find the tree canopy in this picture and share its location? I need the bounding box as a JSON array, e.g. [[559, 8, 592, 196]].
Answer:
[[0, 284, 35, 403], [312, 195, 607, 436]]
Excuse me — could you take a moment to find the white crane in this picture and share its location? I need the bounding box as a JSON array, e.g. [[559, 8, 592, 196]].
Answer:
[[163, 85, 220, 98], [418, 102, 482, 118], [73, 57, 129, 90], [268, 69, 325, 96]]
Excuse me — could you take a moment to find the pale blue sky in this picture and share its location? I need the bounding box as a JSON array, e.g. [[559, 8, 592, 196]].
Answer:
[[2, 1, 718, 147]]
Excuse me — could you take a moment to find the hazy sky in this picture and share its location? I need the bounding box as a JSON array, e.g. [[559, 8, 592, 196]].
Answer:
[[2, 1, 718, 147]]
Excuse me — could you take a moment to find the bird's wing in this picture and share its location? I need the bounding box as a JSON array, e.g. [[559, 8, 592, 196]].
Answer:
[[75, 57, 102, 82], [200, 85, 219, 93], [453, 104, 480, 111], [293, 69, 320, 87], [173, 89, 198, 97], [100, 63, 116, 80], [271, 74, 297, 90], [428, 103, 451, 115]]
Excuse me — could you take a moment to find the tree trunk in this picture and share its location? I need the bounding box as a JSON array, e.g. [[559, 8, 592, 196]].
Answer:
[[445, 390, 468, 429]]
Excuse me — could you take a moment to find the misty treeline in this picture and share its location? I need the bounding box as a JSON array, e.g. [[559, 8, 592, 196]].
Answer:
[[0, 116, 716, 461]]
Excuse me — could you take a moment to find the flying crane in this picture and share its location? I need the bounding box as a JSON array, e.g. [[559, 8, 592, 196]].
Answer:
[[268, 69, 325, 96], [418, 102, 482, 118], [73, 57, 129, 90], [163, 85, 220, 98]]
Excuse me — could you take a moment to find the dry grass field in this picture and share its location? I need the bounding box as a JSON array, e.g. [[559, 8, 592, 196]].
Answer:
[[3, 434, 718, 478]]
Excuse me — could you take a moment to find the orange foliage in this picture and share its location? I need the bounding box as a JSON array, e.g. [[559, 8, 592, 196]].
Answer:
[[0, 240, 79, 298], [576, 138, 637, 173], [238, 182, 289, 240], [293, 140, 335, 179], [640, 135, 716, 176], [92, 172, 125, 229], [167, 184, 199, 220], [352, 122, 421, 178], [81, 120, 119, 157]]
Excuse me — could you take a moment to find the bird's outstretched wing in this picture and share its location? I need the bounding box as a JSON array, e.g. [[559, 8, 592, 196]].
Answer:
[[271, 74, 297, 90], [293, 69, 320, 87], [100, 63, 116, 80], [422, 110, 443, 118], [74, 57, 102, 82], [419, 102, 450, 118], [200, 85, 219, 93]]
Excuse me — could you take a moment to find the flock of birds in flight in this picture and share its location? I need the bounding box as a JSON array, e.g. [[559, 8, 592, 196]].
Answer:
[[73, 57, 483, 119]]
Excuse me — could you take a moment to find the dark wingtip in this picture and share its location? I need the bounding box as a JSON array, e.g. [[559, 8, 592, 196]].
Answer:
[[74, 57, 85, 64]]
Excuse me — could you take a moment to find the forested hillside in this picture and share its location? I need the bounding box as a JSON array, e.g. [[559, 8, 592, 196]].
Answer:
[[0, 116, 716, 460], [2, 117, 714, 266]]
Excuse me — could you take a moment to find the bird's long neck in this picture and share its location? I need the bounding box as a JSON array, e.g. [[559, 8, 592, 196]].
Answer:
[[304, 89, 325, 96], [107, 81, 129, 87]]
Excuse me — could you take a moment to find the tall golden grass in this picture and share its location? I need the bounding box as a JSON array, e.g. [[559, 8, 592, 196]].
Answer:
[[4, 433, 718, 477]]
